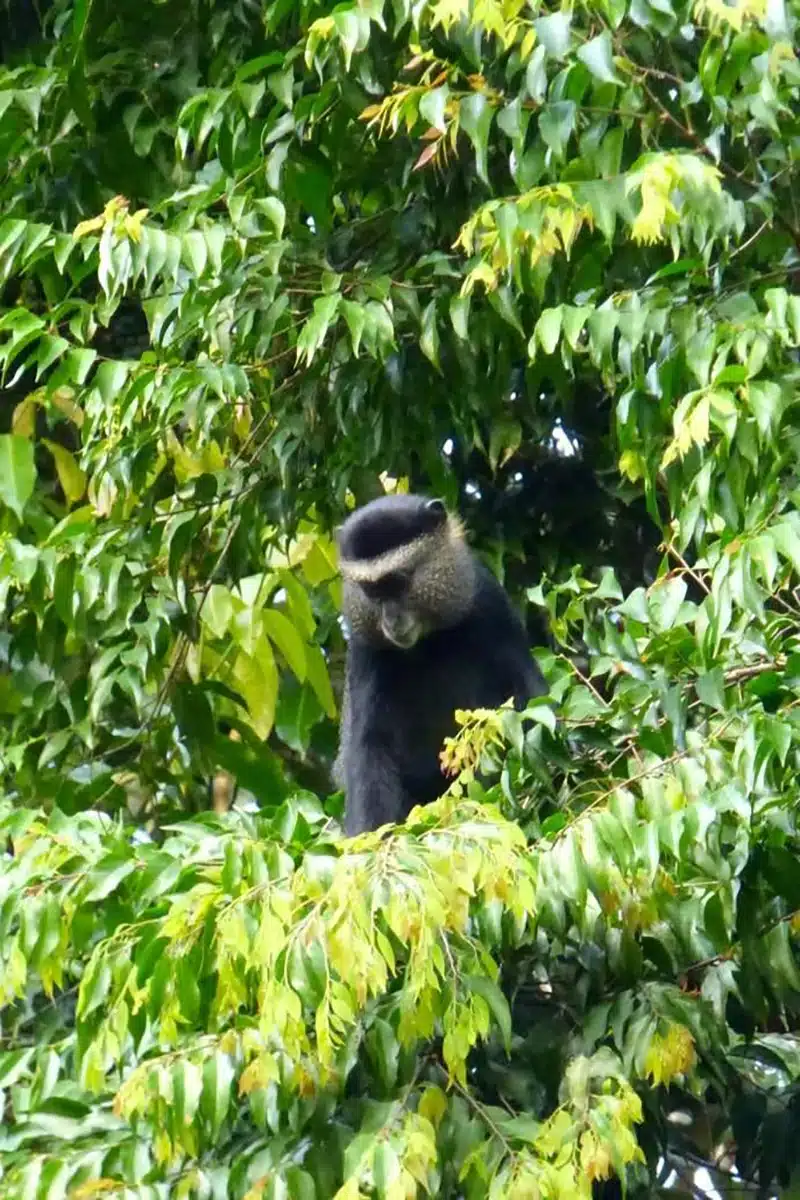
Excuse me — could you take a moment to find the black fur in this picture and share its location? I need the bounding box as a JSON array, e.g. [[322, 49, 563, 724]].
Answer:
[[340, 559, 546, 835], [338, 494, 447, 562]]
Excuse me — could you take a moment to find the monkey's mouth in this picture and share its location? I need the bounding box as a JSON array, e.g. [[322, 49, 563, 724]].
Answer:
[[381, 619, 420, 649]]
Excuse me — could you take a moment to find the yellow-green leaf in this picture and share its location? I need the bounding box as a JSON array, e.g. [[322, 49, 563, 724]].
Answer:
[[0, 434, 36, 520], [263, 609, 307, 681], [42, 440, 86, 506]]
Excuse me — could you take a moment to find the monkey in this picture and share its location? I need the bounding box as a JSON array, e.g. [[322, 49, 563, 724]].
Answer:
[[333, 493, 547, 836]]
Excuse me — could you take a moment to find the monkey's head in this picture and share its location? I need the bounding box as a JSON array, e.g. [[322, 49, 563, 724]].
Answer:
[[336, 494, 476, 649]]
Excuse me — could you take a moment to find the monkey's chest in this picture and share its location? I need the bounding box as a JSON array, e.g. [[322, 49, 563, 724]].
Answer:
[[363, 630, 497, 755]]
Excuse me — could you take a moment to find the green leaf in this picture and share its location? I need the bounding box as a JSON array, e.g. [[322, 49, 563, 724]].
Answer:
[[647, 257, 704, 283], [533, 9, 572, 55], [562, 305, 592, 350], [285, 1168, 317, 1200], [761, 715, 791, 765], [696, 668, 726, 712], [202, 584, 235, 638], [296, 294, 340, 366], [616, 587, 649, 622], [526, 698, 557, 734], [64, 347, 97, 386], [0, 435, 36, 520], [165, 510, 197, 585], [538, 101, 576, 160], [772, 520, 800, 576], [488, 285, 524, 335], [181, 230, 208, 277], [35, 334, 69, 379], [342, 299, 367, 355], [202, 1052, 235, 1139], [0, 1049, 34, 1088], [84, 856, 136, 902], [497, 1114, 541, 1145], [76, 957, 112, 1018], [489, 417, 522, 470], [535, 306, 563, 356], [704, 892, 729, 950], [465, 974, 512, 1053], [256, 196, 287, 238], [365, 1017, 400, 1091], [648, 576, 688, 631], [333, 9, 361, 70], [750, 534, 779, 588], [747, 381, 784, 437], [42, 440, 86, 506], [234, 643, 279, 739], [263, 609, 307, 680], [577, 32, 622, 84], [449, 294, 470, 340], [279, 569, 317, 641], [420, 299, 440, 369], [204, 225, 226, 274], [305, 643, 337, 719], [525, 43, 548, 102], [267, 67, 294, 109], [458, 92, 494, 183], [93, 360, 130, 404], [419, 85, 449, 133], [587, 306, 618, 362], [596, 567, 623, 600], [15, 86, 43, 127], [373, 1143, 401, 1196]]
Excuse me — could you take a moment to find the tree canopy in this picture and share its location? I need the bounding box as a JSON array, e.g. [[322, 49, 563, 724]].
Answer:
[[1, 0, 800, 1195]]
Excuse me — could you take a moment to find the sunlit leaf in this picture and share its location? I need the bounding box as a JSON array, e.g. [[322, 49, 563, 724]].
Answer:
[[577, 32, 622, 84], [42, 440, 87, 505], [0, 435, 36, 520], [534, 9, 572, 55]]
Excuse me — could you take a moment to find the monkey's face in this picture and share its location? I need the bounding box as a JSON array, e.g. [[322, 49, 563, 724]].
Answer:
[[359, 570, 423, 648], [337, 494, 474, 649]]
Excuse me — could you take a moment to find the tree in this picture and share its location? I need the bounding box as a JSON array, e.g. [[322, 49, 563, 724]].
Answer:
[[1, 0, 799, 1194]]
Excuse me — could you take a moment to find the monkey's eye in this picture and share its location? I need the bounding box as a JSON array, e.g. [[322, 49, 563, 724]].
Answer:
[[362, 571, 409, 602]]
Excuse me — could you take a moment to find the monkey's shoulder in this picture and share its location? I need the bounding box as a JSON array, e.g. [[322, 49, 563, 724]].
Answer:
[[469, 561, 526, 624]]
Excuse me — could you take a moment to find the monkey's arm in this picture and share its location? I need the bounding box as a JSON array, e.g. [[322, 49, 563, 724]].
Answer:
[[338, 644, 416, 836], [343, 747, 413, 836], [513, 650, 548, 707], [474, 566, 547, 708], [494, 608, 548, 709], [331, 674, 349, 791]]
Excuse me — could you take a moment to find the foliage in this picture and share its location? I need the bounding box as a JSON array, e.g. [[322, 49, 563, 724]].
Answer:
[[1, 0, 800, 1194]]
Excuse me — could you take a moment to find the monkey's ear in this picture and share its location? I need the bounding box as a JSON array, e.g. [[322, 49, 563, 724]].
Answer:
[[425, 498, 447, 518]]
